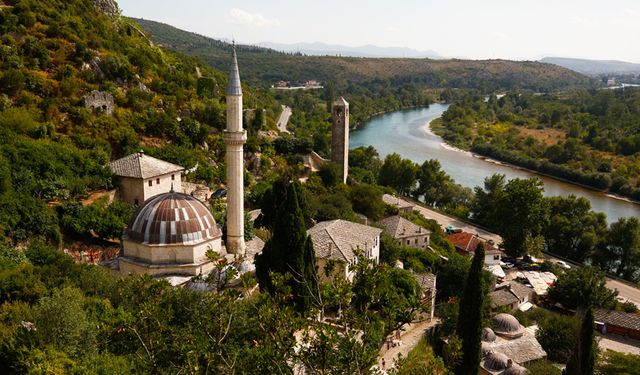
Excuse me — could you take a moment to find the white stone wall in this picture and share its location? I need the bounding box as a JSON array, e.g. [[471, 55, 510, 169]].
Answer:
[[119, 257, 214, 277], [116, 172, 182, 205], [224, 93, 246, 254], [122, 237, 222, 264], [396, 233, 430, 249]]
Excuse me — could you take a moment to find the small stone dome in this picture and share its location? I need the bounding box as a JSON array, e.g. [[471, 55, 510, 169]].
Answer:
[[481, 341, 493, 357], [126, 191, 221, 245], [501, 364, 528, 375], [484, 352, 510, 371], [493, 313, 523, 335], [482, 327, 497, 342]]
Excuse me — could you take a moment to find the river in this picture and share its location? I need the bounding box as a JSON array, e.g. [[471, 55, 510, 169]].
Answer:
[[349, 104, 640, 224]]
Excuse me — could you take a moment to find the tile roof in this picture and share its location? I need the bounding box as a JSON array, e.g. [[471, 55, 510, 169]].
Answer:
[[382, 194, 415, 210], [377, 215, 431, 239], [109, 152, 184, 179], [491, 336, 547, 364], [307, 219, 382, 262], [413, 272, 436, 292], [595, 309, 640, 331], [447, 232, 497, 254], [490, 289, 520, 309]]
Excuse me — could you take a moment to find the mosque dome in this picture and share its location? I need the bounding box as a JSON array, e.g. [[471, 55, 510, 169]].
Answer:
[[501, 364, 528, 375], [481, 342, 494, 357], [126, 191, 221, 246], [482, 327, 497, 342], [493, 313, 524, 337], [484, 352, 510, 371]]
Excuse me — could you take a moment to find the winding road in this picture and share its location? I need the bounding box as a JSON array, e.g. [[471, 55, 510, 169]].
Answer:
[[277, 105, 291, 134]]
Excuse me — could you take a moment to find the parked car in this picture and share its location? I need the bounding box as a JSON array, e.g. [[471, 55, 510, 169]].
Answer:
[[212, 188, 227, 198], [554, 260, 571, 270]]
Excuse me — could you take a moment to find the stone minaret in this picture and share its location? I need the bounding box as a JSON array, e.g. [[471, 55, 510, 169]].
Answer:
[[223, 47, 246, 255], [331, 97, 349, 183]]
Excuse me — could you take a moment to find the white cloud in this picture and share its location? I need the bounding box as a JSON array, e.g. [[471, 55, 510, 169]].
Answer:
[[571, 15, 594, 27], [229, 8, 280, 28], [385, 26, 401, 33]]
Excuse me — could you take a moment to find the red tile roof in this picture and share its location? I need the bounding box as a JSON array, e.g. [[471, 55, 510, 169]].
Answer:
[[446, 232, 497, 254]]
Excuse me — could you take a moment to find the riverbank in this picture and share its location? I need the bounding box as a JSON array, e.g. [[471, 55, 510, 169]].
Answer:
[[425, 120, 640, 207], [351, 103, 440, 130]]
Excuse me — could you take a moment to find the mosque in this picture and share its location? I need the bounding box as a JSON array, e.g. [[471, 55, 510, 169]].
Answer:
[[117, 47, 247, 277]]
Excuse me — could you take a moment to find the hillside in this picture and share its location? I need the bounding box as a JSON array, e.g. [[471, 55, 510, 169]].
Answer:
[[257, 41, 442, 58], [132, 18, 596, 93], [541, 57, 640, 75], [0, 0, 279, 245]]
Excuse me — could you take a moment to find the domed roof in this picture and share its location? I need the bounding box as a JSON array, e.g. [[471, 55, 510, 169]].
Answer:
[[501, 364, 528, 375], [484, 352, 510, 371], [482, 327, 497, 342], [481, 342, 494, 357], [126, 191, 221, 246], [493, 313, 523, 335]]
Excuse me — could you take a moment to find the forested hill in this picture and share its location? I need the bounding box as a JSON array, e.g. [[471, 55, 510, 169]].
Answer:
[[132, 18, 596, 93], [0, 0, 277, 245]]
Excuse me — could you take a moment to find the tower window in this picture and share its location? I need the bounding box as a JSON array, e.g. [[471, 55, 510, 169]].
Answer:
[[148, 180, 152, 187], [171, 174, 175, 181], [156, 178, 160, 184]]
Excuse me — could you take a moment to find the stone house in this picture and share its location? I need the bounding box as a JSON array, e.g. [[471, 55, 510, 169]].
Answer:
[[489, 281, 535, 312], [382, 194, 415, 215], [307, 219, 382, 282], [108, 151, 184, 206], [413, 273, 437, 320], [446, 231, 504, 265], [377, 215, 431, 250]]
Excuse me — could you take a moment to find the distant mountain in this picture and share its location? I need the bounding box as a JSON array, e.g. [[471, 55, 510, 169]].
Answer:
[[257, 41, 441, 59], [540, 57, 640, 75], [132, 18, 595, 93]]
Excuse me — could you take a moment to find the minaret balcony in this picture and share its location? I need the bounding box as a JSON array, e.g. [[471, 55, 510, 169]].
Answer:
[[223, 130, 247, 145]]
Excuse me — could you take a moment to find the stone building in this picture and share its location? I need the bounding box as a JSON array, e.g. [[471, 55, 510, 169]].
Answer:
[[331, 97, 349, 184], [382, 194, 415, 215], [119, 190, 223, 276], [109, 151, 184, 206], [223, 46, 247, 255], [377, 215, 431, 249], [307, 219, 382, 282], [83, 90, 114, 115]]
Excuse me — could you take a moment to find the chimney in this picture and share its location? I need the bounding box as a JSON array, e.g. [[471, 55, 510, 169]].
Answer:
[[507, 359, 513, 368], [138, 149, 144, 157], [328, 243, 332, 257]]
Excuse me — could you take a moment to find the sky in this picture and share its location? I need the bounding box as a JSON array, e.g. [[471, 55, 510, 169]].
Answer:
[[117, 0, 640, 63]]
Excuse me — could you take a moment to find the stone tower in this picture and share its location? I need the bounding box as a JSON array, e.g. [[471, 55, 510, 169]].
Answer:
[[331, 97, 349, 183], [223, 47, 246, 255]]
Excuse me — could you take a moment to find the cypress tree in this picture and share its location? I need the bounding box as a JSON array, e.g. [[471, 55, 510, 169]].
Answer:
[[455, 243, 485, 375], [566, 307, 596, 375], [255, 180, 318, 312]]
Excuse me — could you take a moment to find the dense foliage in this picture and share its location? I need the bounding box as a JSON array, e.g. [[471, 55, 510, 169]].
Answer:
[[435, 89, 640, 200]]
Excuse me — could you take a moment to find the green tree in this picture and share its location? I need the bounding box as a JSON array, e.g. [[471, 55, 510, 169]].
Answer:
[[349, 184, 386, 221], [548, 267, 618, 310], [536, 313, 579, 362], [600, 217, 640, 282], [255, 180, 318, 313], [455, 243, 485, 375], [543, 195, 607, 263], [566, 307, 597, 375], [471, 173, 506, 229], [378, 153, 418, 195], [598, 350, 640, 375], [495, 178, 548, 256]]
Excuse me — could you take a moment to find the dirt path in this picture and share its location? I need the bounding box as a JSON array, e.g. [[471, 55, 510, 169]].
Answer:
[[376, 318, 440, 372]]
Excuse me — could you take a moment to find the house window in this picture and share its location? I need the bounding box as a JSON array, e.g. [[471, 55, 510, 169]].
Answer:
[[171, 174, 175, 181], [156, 178, 160, 184], [494, 255, 500, 260], [406, 240, 410, 245], [134, 199, 139, 206], [148, 180, 152, 187], [415, 239, 418, 244], [424, 238, 428, 243]]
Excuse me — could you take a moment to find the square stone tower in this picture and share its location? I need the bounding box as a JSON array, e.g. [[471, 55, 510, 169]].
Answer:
[[331, 97, 349, 183]]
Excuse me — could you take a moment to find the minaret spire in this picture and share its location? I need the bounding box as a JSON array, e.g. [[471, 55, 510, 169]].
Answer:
[[223, 45, 247, 255]]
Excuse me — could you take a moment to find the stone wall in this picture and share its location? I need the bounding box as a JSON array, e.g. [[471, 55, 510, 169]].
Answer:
[[84, 90, 114, 115]]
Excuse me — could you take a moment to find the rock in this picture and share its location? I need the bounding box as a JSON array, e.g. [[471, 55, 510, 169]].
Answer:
[[93, 0, 119, 16], [84, 90, 114, 116]]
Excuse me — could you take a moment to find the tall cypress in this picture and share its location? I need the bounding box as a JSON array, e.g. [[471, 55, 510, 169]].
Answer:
[[255, 180, 318, 313], [455, 243, 485, 375], [566, 307, 596, 375]]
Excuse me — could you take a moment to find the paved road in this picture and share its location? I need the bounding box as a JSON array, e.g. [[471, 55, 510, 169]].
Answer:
[[394, 196, 640, 308], [276, 105, 291, 134], [376, 318, 440, 373]]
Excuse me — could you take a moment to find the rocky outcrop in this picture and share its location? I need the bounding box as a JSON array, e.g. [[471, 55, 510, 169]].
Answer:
[[93, 0, 119, 16], [84, 90, 114, 116]]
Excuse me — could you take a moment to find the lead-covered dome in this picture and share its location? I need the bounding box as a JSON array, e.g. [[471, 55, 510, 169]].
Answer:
[[484, 352, 510, 371], [482, 327, 497, 342], [501, 364, 528, 375], [493, 313, 524, 337], [126, 191, 221, 245]]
